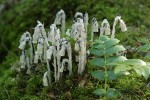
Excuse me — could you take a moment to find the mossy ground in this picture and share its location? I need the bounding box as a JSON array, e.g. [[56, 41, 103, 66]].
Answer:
[[0, 0, 150, 99]]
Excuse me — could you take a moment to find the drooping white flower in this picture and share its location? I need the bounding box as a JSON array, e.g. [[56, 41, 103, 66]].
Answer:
[[92, 17, 99, 32], [111, 16, 127, 38], [75, 42, 80, 52], [120, 19, 127, 32], [43, 71, 49, 86], [46, 47, 53, 60], [54, 9, 66, 34], [75, 12, 83, 19], [33, 21, 48, 45], [59, 45, 66, 56], [66, 29, 71, 37], [91, 17, 99, 42], [20, 51, 26, 68], [18, 32, 31, 50], [100, 19, 111, 35]]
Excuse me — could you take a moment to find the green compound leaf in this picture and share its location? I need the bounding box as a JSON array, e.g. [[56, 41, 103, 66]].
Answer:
[[133, 65, 150, 80], [90, 56, 127, 67], [106, 88, 121, 98], [90, 45, 126, 57], [106, 45, 126, 56], [90, 58, 105, 67], [91, 70, 105, 80], [103, 38, 120, 49], [107, 56, 127, 63], [93, 38, 120, 49], [114, 65, 131, 75], [107, 70, 118, 80], [93, 88, 105, 96], [89, 48, 104, 56], [145, 53, 150, 59], [121, 59, 146, 66], [99, 35, 109, 42], [91, 70, 118, 80]]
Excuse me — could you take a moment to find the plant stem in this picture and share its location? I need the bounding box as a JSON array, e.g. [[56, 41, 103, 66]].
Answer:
[[104, 48, 107, 92]]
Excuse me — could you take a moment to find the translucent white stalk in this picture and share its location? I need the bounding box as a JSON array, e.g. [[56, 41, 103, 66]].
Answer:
[[56, 40, 61, 81], [84, 12, 88, 33], [26, 55, 31, 74], [34, 51, 39, 64], [77, 38, 86, 75], [67, 42, 72, 75], [20, 51, 26, 68], [111, 16, 121, 38], [52, 46, 57, 82], [60, 59, 69, 73]]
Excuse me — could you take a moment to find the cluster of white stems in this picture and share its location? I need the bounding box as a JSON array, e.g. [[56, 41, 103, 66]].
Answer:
[[18, 9, 127, 86]]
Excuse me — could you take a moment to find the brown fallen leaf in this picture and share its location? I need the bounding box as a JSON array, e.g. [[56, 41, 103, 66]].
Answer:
[[47, 92, 56, 99], [78, 74, 89, 87], [65, 91, 72, 100]]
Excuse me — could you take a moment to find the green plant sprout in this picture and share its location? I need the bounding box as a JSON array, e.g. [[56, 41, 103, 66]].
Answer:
[[90, 35, 150, 99]]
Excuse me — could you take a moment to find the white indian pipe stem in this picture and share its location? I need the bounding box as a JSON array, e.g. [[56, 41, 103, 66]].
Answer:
[[46, 60, 51, 84], [56, 40, 61, 81], [84, 12, 88, 34], [34, 51, 39, 64], [67, 43, 72, 75], [111, 16, 121, 38], [61, 12, 65, 34], [20, 51, 26, 68], [51, 46, 57, 82], [26, 55, 31, 74]]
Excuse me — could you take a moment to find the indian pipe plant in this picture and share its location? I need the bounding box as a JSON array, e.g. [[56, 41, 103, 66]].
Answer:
[[16, 9, 150, 99]]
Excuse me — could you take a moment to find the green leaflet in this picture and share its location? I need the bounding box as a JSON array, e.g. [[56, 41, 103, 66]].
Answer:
[[93, 88, 121, 98], [137, 44, 150, 52], [145, 53, 150, 59], [89, 48, 104, 56], [90, 58, 105, 67], [103, 38, 120, 49], [133, 65, 150, 80], [106, 88, 121, 98], [106, 45, 126, 56], [91, 70, 118, 80], [121, 59, 146, 66], [93, 38, 120, 49], [91, 70, 105, 80], [92, 88, 105, 96], [90, 45, 126, 56], [114, 65, 131, 75], [90, 56, 127, 67], [98, 35, 109, 42]]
